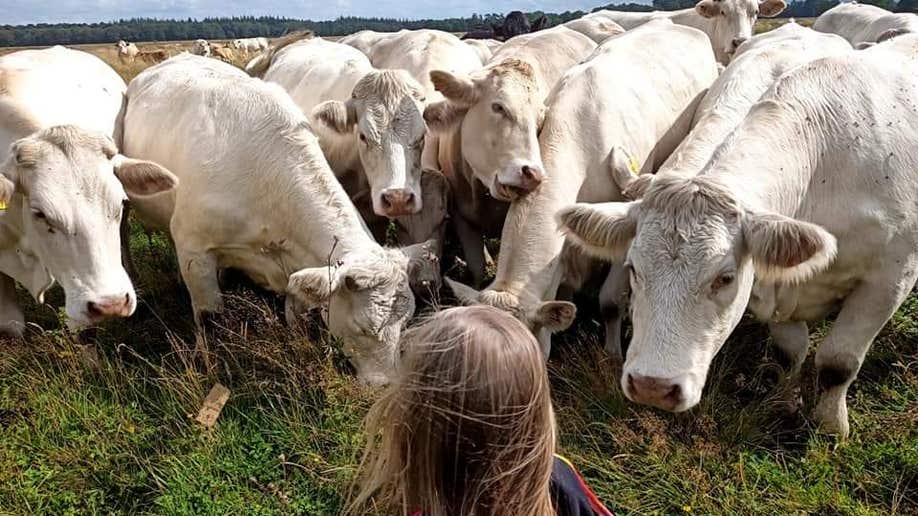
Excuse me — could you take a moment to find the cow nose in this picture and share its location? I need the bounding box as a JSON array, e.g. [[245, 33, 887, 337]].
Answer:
[[626, 373, 683, 411], [380, 189, 417, 216], [519, 165, 543, 190], [86, 293, 133, 320], [731, 37, 748, 50]]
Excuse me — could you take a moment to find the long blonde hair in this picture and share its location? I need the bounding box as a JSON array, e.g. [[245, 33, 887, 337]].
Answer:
[[347, 306, 557, 516]]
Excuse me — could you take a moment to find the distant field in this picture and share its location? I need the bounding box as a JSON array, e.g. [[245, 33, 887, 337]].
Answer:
[[0, 17, 915, 516]]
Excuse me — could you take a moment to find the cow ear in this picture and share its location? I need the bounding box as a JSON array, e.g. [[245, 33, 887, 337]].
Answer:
[[287, 266, 340, 309], [112, 155, 179, 197], [758, 0, 786, 17], [557, 201, 640, 261], [430, 70, 479, 107], [530, 301, 576, 333], [608, 146, 642, 194], [402, 238, 439, 263], [424, 101, 468, 133], [445, 277, 481, 305], [743, 211, 837, 284], [312, 100, 357, 135], [695, 0, 721, 18]]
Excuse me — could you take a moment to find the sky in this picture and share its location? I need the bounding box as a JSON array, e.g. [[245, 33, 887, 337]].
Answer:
[[1, 0, 624, 25]]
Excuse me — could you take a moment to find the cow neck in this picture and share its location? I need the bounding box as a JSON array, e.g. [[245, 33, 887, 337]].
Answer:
[[668, 9, 715, 34], [487, 130, 585, 302], [279, 140, 379, 267], [700, 100, 821, 217]]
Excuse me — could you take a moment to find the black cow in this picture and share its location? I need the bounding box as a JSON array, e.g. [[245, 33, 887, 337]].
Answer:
[[461, 11, 550, 41]]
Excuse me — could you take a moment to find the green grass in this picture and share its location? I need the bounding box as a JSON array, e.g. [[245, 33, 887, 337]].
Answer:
[[0, 218, 915, 515]]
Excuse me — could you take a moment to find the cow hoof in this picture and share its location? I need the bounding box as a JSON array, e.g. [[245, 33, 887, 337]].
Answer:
[[814, 396, 850, 440], [0, 322, 24, 340]]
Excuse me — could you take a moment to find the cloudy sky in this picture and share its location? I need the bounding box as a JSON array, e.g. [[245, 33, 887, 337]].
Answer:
[[2, 0, 623, 25]]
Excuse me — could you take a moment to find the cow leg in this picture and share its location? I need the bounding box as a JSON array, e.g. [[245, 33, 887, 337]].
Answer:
[[174, 244, 223, 327], [0, 273, 24, 338], [768, 320, 809, 413], [599, 264, 630, 365], [813, 258, 917, 438], [453, 215, 486, 287]]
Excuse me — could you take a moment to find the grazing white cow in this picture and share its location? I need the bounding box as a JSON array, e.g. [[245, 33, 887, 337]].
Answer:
[[0, 46, 177, 332], [232, 37, 269, 52], [563, 15, 626, 43], [123, 55, 423, 384], [260, 38, 442, 299], [558, 36, 918, 437], [447, 21, 719, 354], [115, 40, 139, 64], [191, 39, 211, 57], [602, 23, 852, 357], [592, 0, 787, 63], [814, 2, 918, 47], [424, 27, 596, 285]]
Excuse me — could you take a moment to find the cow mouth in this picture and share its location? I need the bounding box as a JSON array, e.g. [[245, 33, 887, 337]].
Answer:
[[491, 178, 529, 201]]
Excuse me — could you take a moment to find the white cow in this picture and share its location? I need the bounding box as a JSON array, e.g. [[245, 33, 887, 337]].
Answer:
[[232, 37, 269, 52], [601, 23, 852, 357], [424, 27, 597, 285], [260, 38, 443, 299], [563, 15, 626, 44], [338, 30, 406, 57], [425, 27, 596, 201], [814, 2, 918, 47], [191, 39, 211, 57], [0, 46, 177, 332], [115, 40, 139, 64], [592, 0, 787, 63], [123, 55, 423, 384], [558, 36, 918, 437], [447, 21, 719, 354], [464, 39, 495, 64]]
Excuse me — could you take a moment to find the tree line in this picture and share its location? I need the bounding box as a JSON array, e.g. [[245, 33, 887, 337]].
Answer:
[[1, 0, 915, 48]]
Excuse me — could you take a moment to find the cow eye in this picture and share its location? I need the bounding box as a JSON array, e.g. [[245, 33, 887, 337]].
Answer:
[[32, 209, 46, 220], [358, 133, 367, 143], [344, 275, 362, 292], [711, 273, 735, 292], [491, 103, 506, 116]]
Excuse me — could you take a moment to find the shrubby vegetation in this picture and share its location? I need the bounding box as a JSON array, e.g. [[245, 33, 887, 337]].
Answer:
[[1, 0, 914, 48]]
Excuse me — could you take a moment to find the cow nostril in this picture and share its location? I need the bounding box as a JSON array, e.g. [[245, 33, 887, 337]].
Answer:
[[406, 192, 416, 206], [381, 195, 392, 209], [521, 165, 535, 179], [732, 38, 747, 49]]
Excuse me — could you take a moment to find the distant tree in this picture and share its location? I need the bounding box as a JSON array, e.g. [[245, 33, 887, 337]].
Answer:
[[898, 0, 918, 12]]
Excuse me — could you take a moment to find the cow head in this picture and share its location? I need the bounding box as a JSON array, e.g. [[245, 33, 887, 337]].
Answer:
[[425, 59, 546, 202], [395, 169, 449, 301], [313, 70, 427, 218], [0, 126, 178, 328], [445, 278, 576, 354], [694, 0, 786, 62], [286, 248, 416, 385], [558, 176, 835, 412]]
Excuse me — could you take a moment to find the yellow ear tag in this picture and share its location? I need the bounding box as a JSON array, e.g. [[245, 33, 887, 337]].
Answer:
[[628, 156, 640, 176], [0, 201, 7, 211]]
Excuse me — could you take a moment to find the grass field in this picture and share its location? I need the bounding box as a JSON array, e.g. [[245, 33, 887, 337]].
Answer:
[[0, 18, 916, 515]]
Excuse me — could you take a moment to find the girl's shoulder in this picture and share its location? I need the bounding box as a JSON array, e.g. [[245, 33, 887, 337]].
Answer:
[[550, 455, 615, 516]]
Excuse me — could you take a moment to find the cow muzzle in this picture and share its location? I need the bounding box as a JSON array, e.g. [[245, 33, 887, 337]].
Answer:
[[85, 293, 135, 322], [380, 188, 418, 217], [492, 165, 543, 201], [624, 373, 688, 412]]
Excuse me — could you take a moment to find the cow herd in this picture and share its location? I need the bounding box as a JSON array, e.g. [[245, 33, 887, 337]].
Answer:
[[1, 1, 917, 438]]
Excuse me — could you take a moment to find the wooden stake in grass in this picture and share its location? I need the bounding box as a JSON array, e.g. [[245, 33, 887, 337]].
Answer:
[[195, 383, 231, 428]]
